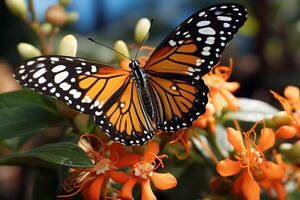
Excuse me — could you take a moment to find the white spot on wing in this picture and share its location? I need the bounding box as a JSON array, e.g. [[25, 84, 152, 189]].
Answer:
[[33, 68, 47, 79], [198, 27, 216, 35], [217, 16, 232, 21], [54, 71, 69, 84], [52, 65, 66, 73], [27, 61, 35, 66], [38, 77, 46, 84], [59, 82, 71, 91], [196, 20, 210, 27]]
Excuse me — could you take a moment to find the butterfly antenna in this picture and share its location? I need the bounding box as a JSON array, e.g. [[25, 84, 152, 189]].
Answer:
[[88, 38, 131, 60], [134, 18, 155, 59]]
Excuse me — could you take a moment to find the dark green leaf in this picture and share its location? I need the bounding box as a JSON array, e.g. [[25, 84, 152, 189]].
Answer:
[[0, 89, 64, 141], [0, 142, 93, 168], [222, 98, 279, 123]]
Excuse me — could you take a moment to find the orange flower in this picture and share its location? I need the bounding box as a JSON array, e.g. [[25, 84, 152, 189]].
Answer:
[[58, 134, 140, 200], [193, 102, 216, 133], [120, 141, 177, 200], [216, 123, 284, 200], [258, 153, 287, 200], [203, 59, 240, 112], [169, 129, 192, 160], [271, 85, 300, 139]]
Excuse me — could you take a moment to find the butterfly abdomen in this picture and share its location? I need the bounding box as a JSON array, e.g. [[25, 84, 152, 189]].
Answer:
[[130, 60, 156, 121]]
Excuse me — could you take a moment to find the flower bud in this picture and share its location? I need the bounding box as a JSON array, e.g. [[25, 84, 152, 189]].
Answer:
[[282, 142, 300, 163], [66, 12, 79, 24], [59, 0, 72, 7], [45, 5, 67, 27], [284, 85, 299, 101], [272, 111, 293, 126], [17, 43, 41, 59], [114, 40, 130, 63], [58, 34, 77, 56], [134, 18, 151, 44], [41, 23, 53, 35], [5, 0, 27, 18]]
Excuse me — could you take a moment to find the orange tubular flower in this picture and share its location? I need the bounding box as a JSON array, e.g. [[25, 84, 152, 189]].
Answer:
[[259, 153, 287, 200], [58, 134, 140, 200], [169, 129, 193, 160], [120, 141, 177, 200], [203, 58, 240, 112], [193, 102, 216, 133], [271, 85, 300, 139], [216, 123, 285, 200]]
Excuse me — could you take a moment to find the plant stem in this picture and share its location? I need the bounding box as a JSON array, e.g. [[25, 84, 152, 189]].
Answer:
[[25, 0, 52, 54], [28, 0, 38, 23]]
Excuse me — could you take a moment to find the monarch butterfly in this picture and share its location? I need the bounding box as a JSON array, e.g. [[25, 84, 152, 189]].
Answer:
[[14, 3, 247, 146]]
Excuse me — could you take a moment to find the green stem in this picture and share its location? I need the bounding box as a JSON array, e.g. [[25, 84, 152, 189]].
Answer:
[[28, 0, 38, 23]]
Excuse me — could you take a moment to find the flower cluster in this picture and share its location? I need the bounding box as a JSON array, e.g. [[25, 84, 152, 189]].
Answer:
[[59, 134, 176, 200], [272, 85, 300, 139], [216, 123, 285, 200]]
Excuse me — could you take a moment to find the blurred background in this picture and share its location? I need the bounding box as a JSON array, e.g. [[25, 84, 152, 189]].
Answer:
[[0, 0, 300, 199]]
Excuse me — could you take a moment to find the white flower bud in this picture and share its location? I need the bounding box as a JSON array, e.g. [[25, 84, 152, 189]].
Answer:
[[134, 18, 151, 44], [58, 34, 77, 56], [59, 0, 72, 7], [17, 43, 41, 59], [5, 0, 27, 18], [114, 40, 130, 62], [66, 12, 79, 24]]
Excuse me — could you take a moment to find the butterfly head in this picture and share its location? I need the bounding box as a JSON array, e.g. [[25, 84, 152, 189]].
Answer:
[[129, 59, 140, 70]]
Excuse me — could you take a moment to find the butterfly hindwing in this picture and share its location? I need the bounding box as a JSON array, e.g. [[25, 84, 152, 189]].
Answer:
[[14, 56, 155, 145], [144, 3, 247, 132]]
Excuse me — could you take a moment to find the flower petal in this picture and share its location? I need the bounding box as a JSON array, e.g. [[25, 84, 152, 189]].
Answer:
[[220, 88, 239, 110], [222, 82, 240, 92], [108, 169, 129, 184], [115, 154, 141, 168], [82, 175, 105, 200], [274, 181, 286, 200], [260, 161, 285, 180], [242, 171, 260, 200], [120, 177, 137, 200], [141, 179, 157, 200], [257, 128, 275, 152], [150, 172, 177, 190], [275, 126, 297, 139], [144, 141, 160, 163], [284, 85, 299, 102], [109, 143, 125, 161], [216, 159, 241, 176], [233, 171, 245, 195], [226, 127, 246, 152]]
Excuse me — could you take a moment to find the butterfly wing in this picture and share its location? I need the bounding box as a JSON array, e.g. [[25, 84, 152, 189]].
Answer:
[[144, 3, 247, 132], [14, 56, 155, 145]]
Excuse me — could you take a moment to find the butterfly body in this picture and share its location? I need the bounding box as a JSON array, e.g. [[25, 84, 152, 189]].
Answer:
[[14, 3, 247, 146], [130, 59, 156, 120]]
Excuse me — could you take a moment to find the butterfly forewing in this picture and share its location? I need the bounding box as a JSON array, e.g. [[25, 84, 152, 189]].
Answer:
[[144, 3, 247, 132], [14, 56, 155, 145]]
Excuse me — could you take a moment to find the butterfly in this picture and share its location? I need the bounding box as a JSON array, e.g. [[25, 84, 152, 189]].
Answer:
[[14, 3, 247, 146]]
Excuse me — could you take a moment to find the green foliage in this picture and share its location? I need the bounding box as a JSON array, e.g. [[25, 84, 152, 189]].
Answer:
[[0, 89, 64, 141], [0, 142, 93, 168]]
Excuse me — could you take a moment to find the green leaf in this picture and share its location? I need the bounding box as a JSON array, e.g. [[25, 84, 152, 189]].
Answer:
[[0, 89, 58, 114], [222, 98, 279, 123], [0, 142, 93, 168], [0, 89, 64, 141]]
